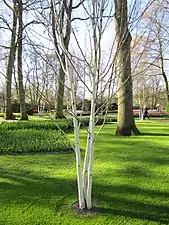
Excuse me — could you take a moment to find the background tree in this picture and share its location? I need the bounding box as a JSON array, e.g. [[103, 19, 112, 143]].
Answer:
[[145, 1, 169, 109], [130, 1, 169, 111], [4, 0, 17, 120], [115, 0, 140, 136], [131, 35, 162, 109], [17, 0, 28, 120], [51, 0, 73, 119]]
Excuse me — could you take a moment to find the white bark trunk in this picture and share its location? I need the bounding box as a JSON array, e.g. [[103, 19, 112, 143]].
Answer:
[[65, 57, 85, 209], [82, 82, 96, 209], [86, 90, 96, 209], [52, 0, 103, 210], [82, 138, 90, 203], [85, 67, 98, 209]]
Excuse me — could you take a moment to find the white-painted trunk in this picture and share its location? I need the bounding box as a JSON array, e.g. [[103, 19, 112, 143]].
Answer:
[[73, 117, 85, 209], [82, 132, 90, 202], [65, 57, 85, 209], [86, 77, 97, 209], [51, 0, 102, 210]]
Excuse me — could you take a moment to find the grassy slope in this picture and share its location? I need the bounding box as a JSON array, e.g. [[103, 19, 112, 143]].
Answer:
[[1, 121, 169, 224]]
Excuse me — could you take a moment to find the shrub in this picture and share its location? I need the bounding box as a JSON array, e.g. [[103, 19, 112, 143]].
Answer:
[[0, 120, 73, 132], [0, 129, 72, 154], [143, 114, 169, 118], [0, 120, 75, 154], [0, 113, 21, 118], [13, 113, 21, 118], [26, 105, 34, 115], [165, 104, 169, 113], [11, 100, 34, 115], [133, 112, 169, 118], [0, 117, 116, 154], [68, 116, 117, 128], [12, 101, 20, 113], [0, 113, 4, 118]]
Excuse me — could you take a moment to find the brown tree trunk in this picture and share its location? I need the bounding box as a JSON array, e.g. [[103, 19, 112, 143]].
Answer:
[[51, 0, 72, 119], [162, 72, 169, 106], [114, 0, 140, 136], [17, 0, 28, 120], [5, 0, 17, 120], [54, 55, 66, 119], [158, 35, 169, 106]]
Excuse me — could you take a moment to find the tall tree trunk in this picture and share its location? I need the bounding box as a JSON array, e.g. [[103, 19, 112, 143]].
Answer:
[[157, 21, 169, 107], [162, 71, 169, 106], [5, 0, 17, 120], [17, 0, 28, 120], [54, 55, 66, 119], [51, 0, 72, 119], [114, 0, 140, 136]]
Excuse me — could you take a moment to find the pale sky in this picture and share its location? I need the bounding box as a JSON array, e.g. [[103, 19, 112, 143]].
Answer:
[[0, 0, 164, 92]]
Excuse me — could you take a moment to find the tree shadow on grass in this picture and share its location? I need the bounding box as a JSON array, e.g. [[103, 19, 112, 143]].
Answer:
[[118, 165, 153, 178], [92, 199, 169, 224], [111, 148, 169, 166], [94, 181, 169, 224], [141, 132, 169, 136], [1, 166, 169, 224], [98, 131, 169, 137]]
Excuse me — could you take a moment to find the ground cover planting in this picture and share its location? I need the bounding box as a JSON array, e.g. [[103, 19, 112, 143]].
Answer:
[[1, 121, 169, 224]]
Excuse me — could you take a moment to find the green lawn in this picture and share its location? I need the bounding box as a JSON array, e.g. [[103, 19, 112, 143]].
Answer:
[[1, 121, 169, 224]]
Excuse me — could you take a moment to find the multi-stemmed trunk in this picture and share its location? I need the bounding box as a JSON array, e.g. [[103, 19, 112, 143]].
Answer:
[[82, 77, 97, 209], [51, 0, 102, 210], [17, 0, 28, 120], [5, 0, 17, 120], [65, 55, 97, 210], [64, 56, 85, 209], [114, 0, 140, 136]]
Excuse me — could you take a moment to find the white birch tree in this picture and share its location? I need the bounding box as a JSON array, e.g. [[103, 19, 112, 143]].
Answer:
[[51, 0, 114, 210]]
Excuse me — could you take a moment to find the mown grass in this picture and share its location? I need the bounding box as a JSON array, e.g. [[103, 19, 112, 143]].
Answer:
[[1, 120, 169, 224]]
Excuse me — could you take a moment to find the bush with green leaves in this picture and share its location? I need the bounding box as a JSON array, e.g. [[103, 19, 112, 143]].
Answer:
[[0, 113, 21, 118], [0, 120, 73, 132], [149, 113, 169, 118], [0, 116, 116, 154], [0, 129, 72, 154], [11, 101, 34, 115], [77, 116, 116, 127], [165, 104, 169, 113], [0, 120, 73, 154], [0, 113, 4, 118], [134, 113, 169, 118]]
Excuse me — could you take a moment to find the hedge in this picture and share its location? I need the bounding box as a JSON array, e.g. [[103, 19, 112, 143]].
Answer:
[[0, 120, 73, 132], [0, 113, 21, 118], [0, 129, 72, 154], [0, 120, 73, 154], [0, 117, 116, 154]]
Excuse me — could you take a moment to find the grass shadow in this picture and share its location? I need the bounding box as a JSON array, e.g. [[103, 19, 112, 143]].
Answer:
[[141, 132, 169, 136], [95, 183, 169, 224], [1, 165, 169, 224]]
